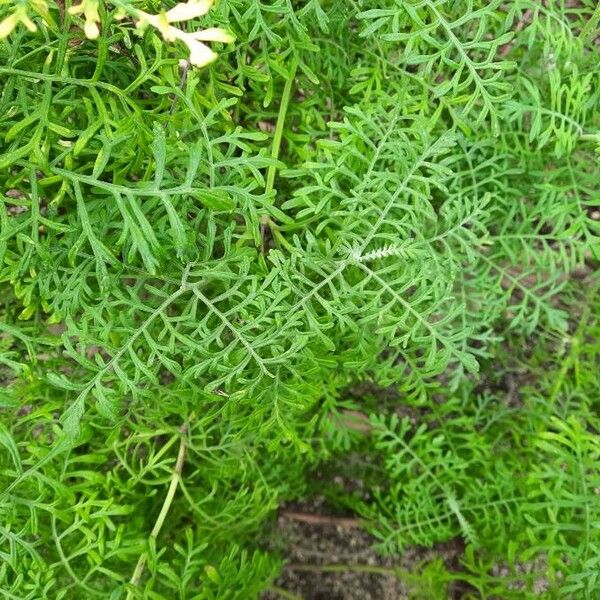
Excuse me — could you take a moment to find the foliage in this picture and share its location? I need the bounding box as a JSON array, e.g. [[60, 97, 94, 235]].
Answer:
[[0, 0, 598, 597], [324, 293, 600, 598]]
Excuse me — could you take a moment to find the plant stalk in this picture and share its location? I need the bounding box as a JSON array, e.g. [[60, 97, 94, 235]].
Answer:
[[580, 3, 600, 44], [126, 428, 187, 599], [268, 585, 304, 600], [286, 563, 399, 576], [264, 61, 298, 200]]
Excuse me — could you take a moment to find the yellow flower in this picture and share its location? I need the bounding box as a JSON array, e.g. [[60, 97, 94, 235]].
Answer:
[[165, 0, 213, 22], [186, 28, 234, 66], [0, 0, 234, 67], [0, 5, 37, 39], [133, 0, 234, 67], [69, 0, 101, 39]]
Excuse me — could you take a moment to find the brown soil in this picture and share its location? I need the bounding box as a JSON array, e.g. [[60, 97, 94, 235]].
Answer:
[[262, 498, 465, 600]]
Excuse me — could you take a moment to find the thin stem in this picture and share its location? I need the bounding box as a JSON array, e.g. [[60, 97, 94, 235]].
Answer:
[[286, 562, 538, 586], [261, 61, 298, 253], [126, 427, 188, 599], [280, 511, 361, 528], [51, 516, 102, 596], [271, 225, 298, 254], [579, 3, 600, 44], [286, 563, 399, 576], [264, 61, 298, 200], [548, 285, 598, 408], [268, 585, 304, 600]]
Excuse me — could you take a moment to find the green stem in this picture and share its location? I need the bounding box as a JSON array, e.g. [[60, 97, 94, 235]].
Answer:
[[580, 3, 600, 44], [261, 61, 298, 253], [548, 287, 597, 408], [271, 226, 298, 254], [286, 563, 399, 576], [126, 429, 187, 599], [268, 585, 304, 600], [286, 561, 537, 586], [264, 61, 298, 200]]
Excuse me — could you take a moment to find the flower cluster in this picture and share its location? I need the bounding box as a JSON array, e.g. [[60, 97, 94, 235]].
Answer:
[[0, 0, 50, 38], [130, 0, 234, 67], [0, 0, 233, 67], [69, 0, 101, 39]]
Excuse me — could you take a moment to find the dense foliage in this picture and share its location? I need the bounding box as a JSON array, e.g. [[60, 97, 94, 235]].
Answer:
[[0, 0, 598, 597]]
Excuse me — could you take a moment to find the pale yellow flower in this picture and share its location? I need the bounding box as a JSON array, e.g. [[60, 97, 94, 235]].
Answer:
[[0, 0, 234, 67], [133, 0, 234, 67], [0, 5, 37, 39], [69, 0, 101, 39], [192, 27, 234, 43], [186, 28, 234, 65], [165, 0, 213, 22]]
